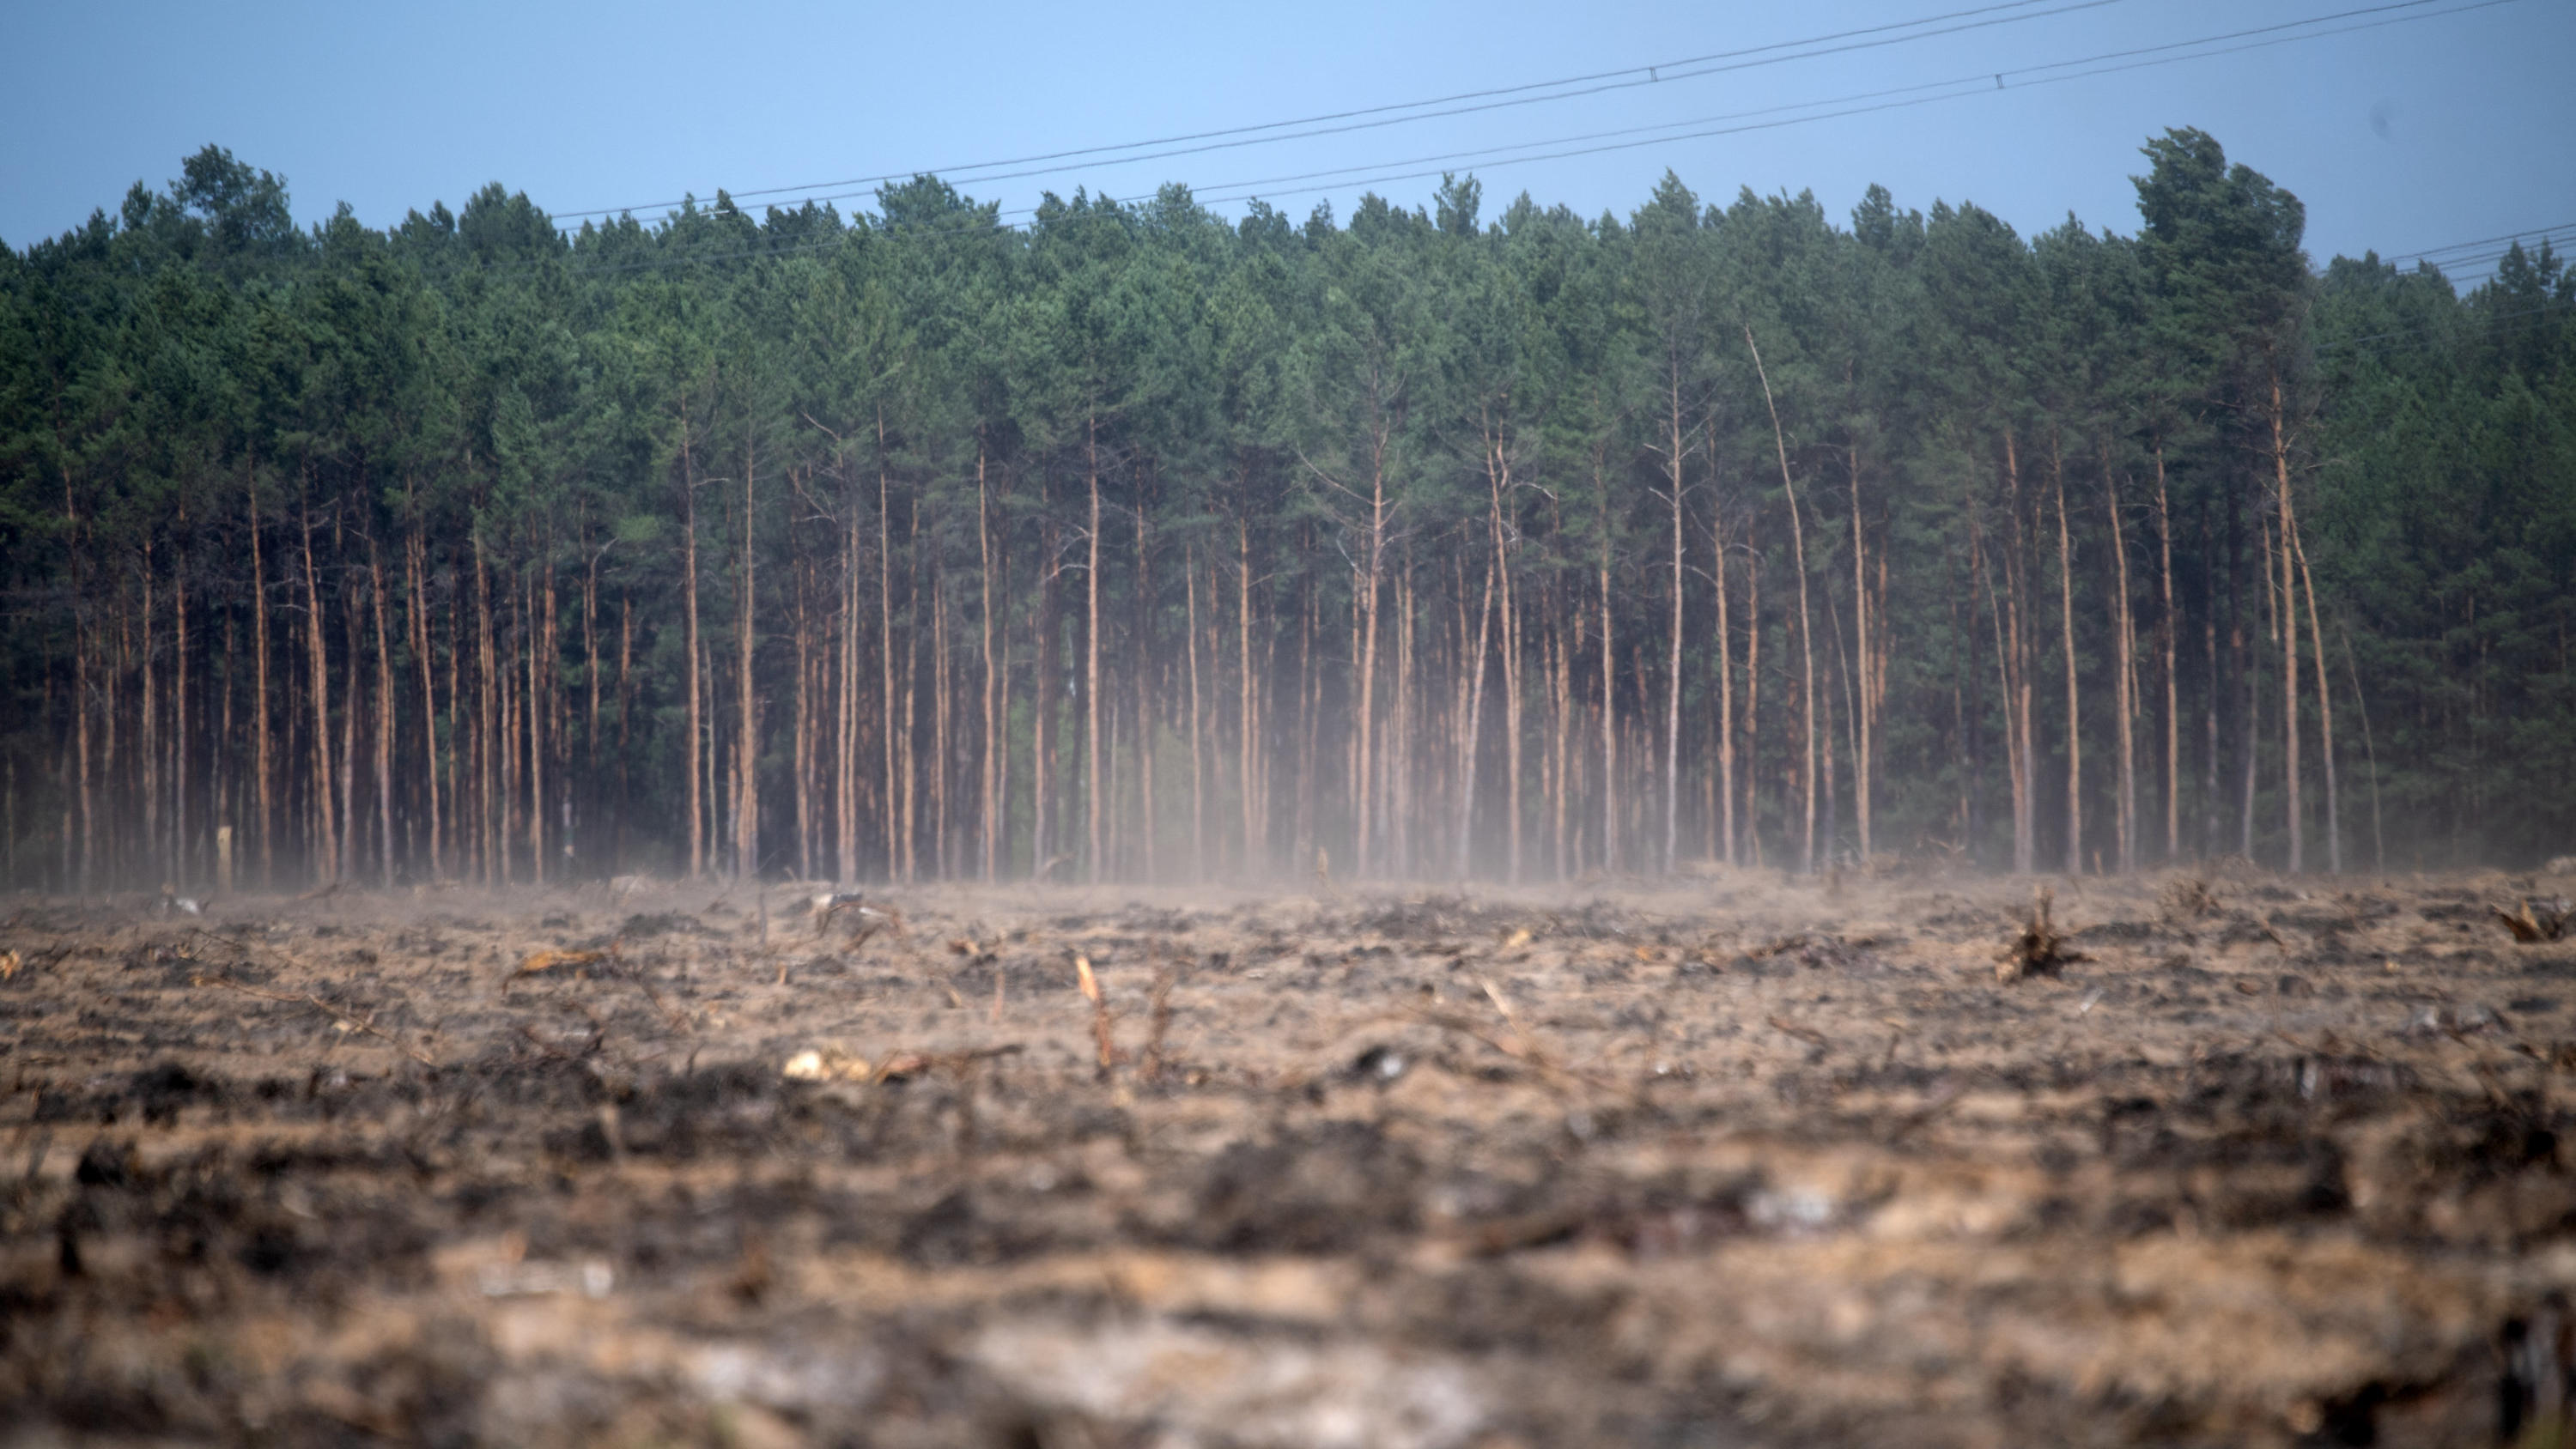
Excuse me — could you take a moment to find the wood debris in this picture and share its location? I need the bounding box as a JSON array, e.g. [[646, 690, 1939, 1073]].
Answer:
[[1074, 954, 1119, 1076], [193, 973, 439, 1066], [0, 949, 19, 982], [517, 948, 609, 977], [1140, 966, 1177, 1084], [2493, 897, 2573, 943], [2158, 876, 2222, 923], [1998, 888, 2087, 983], [1768, 1015, 1830, 1048]]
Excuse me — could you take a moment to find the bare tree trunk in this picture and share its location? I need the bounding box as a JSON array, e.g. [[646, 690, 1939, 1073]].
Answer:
[[1597, 506, 1616, 875], [738, 448, 758, 880], [1238, 513, 1260, 876], [527, 562, 545, 886], [1352, 438, 1388, 879], [1085, 415, 1103, 882], [900, 497, 920, 882], [143, 548, 159, 885], [1133, 493, 1157, 882], [247, 458, 271, 886], [301, 503, 337, 884], [1715, 497, 1735, 867], [2001, 432, 2034, 874], [1186, 541, 1206, 880], [879, 412, 901, 882], [840, 464, 860, 883], [2336, 620, 2385, 872], [1745, 325, 1817, 873], [1663, 379, 1686, 876], [681, 424, 705, 881], [2102, 449, 2136, 874], [934, 567, 951, 877], [370, 539, 395, 887], [1457, 555, 1493, 878], [173, 541, 190, 888], [2271, 367, 2302, 872], [1848, 447, 1873, 864], [978, 440, 999, 882], [406, 509, 440, 881], [2292, 526, 2341, 873], [2054, 437, 2081, 876], [1034, 487, 1057, 879], [1743, 538, 1762, 868], [2154, 443, 2179, 863], [1484, 422, 1523, 882]]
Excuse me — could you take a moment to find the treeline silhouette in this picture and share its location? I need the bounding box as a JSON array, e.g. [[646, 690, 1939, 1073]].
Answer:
[[3, 128, 2569, 891]]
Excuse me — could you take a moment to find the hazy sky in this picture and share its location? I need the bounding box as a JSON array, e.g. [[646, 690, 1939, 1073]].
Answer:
[[6, 0, 2568, 284]]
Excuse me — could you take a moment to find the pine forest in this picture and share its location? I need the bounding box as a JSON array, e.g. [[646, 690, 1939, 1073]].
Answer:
[[4, 128, 2571, 894]]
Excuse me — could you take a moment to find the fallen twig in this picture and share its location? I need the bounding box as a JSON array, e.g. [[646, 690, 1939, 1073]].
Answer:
[[1767, 1015, 1830, 1048], [193, 973, 439, 1067]]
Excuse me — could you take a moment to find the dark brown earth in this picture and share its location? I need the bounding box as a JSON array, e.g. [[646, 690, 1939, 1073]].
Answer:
[[4, 864, 2575, 1447]]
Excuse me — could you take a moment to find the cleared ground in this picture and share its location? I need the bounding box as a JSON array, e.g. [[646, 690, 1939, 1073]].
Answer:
[[3, 864, 2573, 1446]]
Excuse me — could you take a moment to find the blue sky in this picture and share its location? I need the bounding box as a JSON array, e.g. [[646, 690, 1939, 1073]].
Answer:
[[5, 0, 2567, 284]]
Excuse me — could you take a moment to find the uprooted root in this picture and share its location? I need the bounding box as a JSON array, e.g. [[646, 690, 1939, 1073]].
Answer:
[[1999, 888, 2088, 982], [2494, 897, 2575, 944], [2159, 876, 2224, 923]]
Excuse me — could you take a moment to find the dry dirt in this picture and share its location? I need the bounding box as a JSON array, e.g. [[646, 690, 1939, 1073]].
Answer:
[[5, 864, 2576, 1447]]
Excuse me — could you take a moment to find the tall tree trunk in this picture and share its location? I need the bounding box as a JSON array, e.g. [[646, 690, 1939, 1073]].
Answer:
[[879, 411, 901, 882], [2292, 526, 2342, 873], [1186, 542, 1206, 880], [839, 462, 860, 883], [301, 502, 337, 884], [248, 458, 272, 887], [1663, 381, 1686, 875], [527, 561, 546, 886], [1484, 421, 1523, 882], [582, 532, 600, 873], [2001, 431, 2034, 874], [978, 440, 999, 882], [681, 424, 705, 881], [1457, 555, 1493, 878], [933, 565, 951, 877], [1743, 537, 1763, 868], [143, 548, 159, 886], [2103, 446, 2137, 875], [406, 508, 441, 881], [2053, 436, 2081, 876], [2154, 442, 2179, 863], [2270, 364, 2304, 873], [173, 540, 190, 888], [1085, 414, 1103, 882], [1133, 493, 1157, 882], [1715, 497, 1735, 867], [1597, 488, 1616, 875], [370, 538, 395, 887], [1745, 324, 1817, 873], [738, 445, 759, 881], [1848, 447, 1874, 864], [1237, 513, 1260, 876], [1350, 435, 1389, 879]]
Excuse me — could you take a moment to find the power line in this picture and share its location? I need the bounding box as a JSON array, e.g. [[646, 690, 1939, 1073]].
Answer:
[[2380, 221, 2576, 264], [552, 0, 2126, 221], [400, 0, 2522, 287], [1185, 0, 2518, 209], [562, 0, 2509, 240]]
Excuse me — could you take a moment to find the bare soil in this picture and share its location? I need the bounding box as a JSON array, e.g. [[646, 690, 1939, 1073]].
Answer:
[[5, 865, 2576, 1447]]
